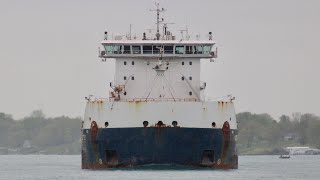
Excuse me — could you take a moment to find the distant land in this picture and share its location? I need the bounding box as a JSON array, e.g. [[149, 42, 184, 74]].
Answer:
[[0, 110, 320, 155]]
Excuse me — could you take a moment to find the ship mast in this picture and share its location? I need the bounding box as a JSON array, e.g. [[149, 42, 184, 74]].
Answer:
[[150, 3, 166, 40]]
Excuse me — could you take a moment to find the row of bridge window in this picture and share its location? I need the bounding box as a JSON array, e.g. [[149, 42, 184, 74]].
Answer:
[[123, 61, 193, 65], [105, 45, 212, 55]]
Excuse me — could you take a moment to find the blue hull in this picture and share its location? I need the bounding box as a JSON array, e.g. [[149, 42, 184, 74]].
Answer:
[[81, 127, 238, 169]]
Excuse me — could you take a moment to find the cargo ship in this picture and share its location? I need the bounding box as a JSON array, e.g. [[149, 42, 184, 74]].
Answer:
[[81, 3, 238, 169]]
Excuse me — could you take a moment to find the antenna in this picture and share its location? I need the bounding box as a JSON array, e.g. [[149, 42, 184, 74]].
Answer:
[[178, 29, 187, 40], [150, 2, 166, 40], [177, 26, 189, 40], [185, 26, 189, 40], [129, 24, 132, 40], [195, 33, 200, 40], [145, 28, 154, 40], [161, 22, 175, 39]]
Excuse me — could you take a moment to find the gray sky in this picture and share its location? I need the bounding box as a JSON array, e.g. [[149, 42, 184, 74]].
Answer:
[[0, 0, 319, 119]]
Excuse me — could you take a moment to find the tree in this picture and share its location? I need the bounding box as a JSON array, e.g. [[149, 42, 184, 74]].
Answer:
[[0, 112, 15, 146]]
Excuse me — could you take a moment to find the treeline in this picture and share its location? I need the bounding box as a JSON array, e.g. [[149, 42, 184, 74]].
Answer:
[[0, 110, 81, 154], [1, 110, 320, 155], [237, 112, 320, 155]]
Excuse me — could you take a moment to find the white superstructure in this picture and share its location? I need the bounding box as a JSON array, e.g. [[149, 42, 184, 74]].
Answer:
[[83, 3, 237, 131], [103, 40, 215, 101]]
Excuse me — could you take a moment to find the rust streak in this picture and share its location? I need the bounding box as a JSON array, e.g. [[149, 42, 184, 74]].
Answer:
[[221, 121, 230, 164]]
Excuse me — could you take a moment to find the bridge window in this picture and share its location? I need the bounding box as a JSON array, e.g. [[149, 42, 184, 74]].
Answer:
[[175, 46, 184, 54], [153, 45, 160, 54], [194, 46, 203, 54], [164, 46, 173, 54], [123, 45, 131, 54], [113, 45, 121, 54], [132, 46, 141, 54], [186, 46, 193, 54], [203, 45, 212, 54], [143, 45, 152, 54], [104, 45, 113, 54], [104, 45, 123, 54]]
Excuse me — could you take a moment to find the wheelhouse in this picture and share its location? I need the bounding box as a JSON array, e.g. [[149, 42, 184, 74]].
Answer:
[[99, 40, 217, 58]]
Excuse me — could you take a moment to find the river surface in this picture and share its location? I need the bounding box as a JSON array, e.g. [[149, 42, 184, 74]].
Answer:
[[0, 155, 319, 180]]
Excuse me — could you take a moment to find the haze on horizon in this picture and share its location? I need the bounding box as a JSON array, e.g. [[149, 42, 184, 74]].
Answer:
[[0, 0, 319, 119]]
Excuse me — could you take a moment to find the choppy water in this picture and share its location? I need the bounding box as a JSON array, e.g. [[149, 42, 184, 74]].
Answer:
[[0, 155, 319, 180]]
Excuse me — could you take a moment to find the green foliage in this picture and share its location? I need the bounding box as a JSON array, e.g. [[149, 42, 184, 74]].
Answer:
[[0, 113, 15, 146], [0, 110, 81, 154], [237, 112, 320, 154]]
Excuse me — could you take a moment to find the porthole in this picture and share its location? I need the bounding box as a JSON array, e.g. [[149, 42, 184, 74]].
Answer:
[[131, 76, 134, 80], [182, 62, 185, 65], [172, 121, 178, 127], [189, 76, 192, 80], [212, 122, 216, 128], [189, 61, 192, 65], [105, 122, 109, 128], [124, 61, 127, 65], [132, 61, 135, 65], [124, 92, 127, 95], [189, 92, 192, 96], [124, 76, 127, 80], [143, 121, 149, 127], [181, 76, 185, 81]]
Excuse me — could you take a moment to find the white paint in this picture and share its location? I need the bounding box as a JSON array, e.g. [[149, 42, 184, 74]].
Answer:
[[102, 40, 216, 102], [88, 33, 237, 131], [114, 58, 201, 101], [84, 101, 237, 129]]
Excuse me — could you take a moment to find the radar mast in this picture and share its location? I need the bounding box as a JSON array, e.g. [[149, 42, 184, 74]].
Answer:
[[150, 2, 166, 40]]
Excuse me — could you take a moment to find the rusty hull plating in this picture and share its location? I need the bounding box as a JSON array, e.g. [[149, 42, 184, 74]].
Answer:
[[82, 121, 238, 169]]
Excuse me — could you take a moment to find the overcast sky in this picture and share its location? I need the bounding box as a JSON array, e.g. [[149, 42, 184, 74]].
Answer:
[[0, 0, 319, 119]]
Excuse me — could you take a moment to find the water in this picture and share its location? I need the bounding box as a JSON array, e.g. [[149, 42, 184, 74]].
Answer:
[[0, 155, 319, 180]]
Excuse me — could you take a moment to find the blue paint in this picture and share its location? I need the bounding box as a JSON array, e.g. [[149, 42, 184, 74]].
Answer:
[[82, 127, 237, 168]]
